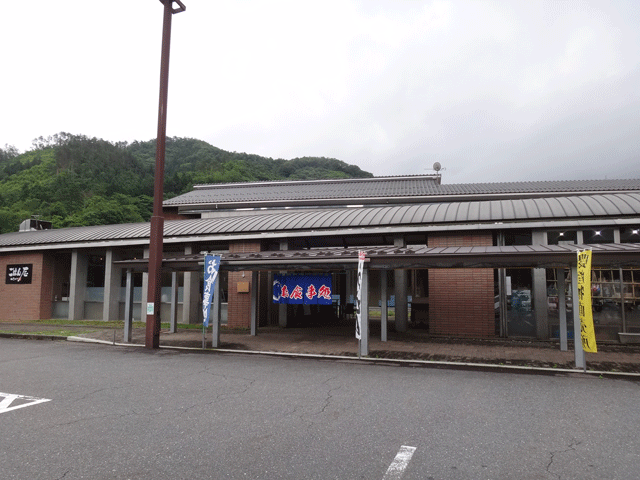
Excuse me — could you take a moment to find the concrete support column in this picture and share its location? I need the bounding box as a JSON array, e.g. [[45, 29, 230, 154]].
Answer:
[[496, 230, 508, 338], [69, 249, 88, 321], [211, 272, 221, 348], [359, 267, 369, 356], [103, 248, 122, 321], [141, 248, 149, 322], [346, 270, 353, 304], [557, 268, 568, 351], [267, 272, 274, 325], [279, 240, 288, 328], [124, 269, 134, 342], [532, 231, 548, 340], [393, 236, 408, 332], [614, 229, 626, 333], [394, 270, 408, 333], [183, 245, 200, 325], [498, 268, 508, 337], [381, 269, 388, 342], [571, 265, 586, 369]]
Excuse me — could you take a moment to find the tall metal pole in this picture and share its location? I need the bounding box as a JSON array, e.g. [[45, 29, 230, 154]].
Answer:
[[146, 0, 186, 349]]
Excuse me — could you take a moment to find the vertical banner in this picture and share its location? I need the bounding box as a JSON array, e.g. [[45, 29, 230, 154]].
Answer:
[[355, 251, 366, 340], [577, 249, 597, 353], [202, 255, 221, 327]]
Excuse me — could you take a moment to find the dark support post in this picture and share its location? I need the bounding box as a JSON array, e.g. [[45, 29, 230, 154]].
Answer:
[[146, 0, 186, 349], [170, 271, 178, 333], [251, 270, 258, 336]]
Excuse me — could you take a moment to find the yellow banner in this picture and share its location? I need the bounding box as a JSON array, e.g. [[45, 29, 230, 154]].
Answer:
[[577, 250, 597, 353]]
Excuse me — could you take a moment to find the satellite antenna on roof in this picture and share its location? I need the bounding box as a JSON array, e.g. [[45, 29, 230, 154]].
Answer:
[[427, 162, 445, 184], [428, 162, 445, 173]]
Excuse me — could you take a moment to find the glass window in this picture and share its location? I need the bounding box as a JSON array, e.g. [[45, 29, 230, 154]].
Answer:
[[583, 228, 614, 244], [621, 226, 640, 243], [547, 230, 577, 245], [504, 230, 532, 246]]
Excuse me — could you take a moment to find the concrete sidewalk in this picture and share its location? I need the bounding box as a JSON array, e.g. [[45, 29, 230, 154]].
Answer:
[[2, 321, 639, 375]]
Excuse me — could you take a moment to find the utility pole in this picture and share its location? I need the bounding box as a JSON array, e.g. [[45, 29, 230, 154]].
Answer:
[[146, 0, 186, 349]]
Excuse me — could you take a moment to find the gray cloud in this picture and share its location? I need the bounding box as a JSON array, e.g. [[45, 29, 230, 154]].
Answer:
[[1, 1, 638, 185]]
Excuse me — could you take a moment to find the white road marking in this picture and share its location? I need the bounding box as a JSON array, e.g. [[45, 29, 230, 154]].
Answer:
[[0, 392, 51, 414], [383, 445, 417, 480]]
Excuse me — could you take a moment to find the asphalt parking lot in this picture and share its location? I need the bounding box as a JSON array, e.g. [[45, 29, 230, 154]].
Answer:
[[2, 338, 640, 479]]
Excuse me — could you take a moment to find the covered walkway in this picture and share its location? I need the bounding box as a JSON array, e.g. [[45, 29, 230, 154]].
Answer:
[[115, 242, 640, 369]]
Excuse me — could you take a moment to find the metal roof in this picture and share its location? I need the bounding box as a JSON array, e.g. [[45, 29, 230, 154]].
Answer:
[[164, 176, 640, 209], [116, 243, 640, 272], [2, 193, 640, 251]]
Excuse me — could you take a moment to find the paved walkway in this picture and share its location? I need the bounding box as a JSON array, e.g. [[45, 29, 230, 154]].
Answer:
[[2, 321, 639, 374]]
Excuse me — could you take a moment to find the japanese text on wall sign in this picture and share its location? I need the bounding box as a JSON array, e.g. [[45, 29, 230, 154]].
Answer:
[[6, 264, 32, 284]]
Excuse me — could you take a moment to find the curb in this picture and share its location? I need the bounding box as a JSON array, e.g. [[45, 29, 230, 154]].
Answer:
[[60, 335, 640, 380], [0, 332, 68, 341]]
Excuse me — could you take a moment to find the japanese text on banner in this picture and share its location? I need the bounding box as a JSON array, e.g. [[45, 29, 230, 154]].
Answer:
[[355, 251, 365, 340], [577, 250, 597, 353], [202, 255, 220, 327]]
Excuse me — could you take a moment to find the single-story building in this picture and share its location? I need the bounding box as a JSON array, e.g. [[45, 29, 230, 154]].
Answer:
[[2, 175, 640, 350]]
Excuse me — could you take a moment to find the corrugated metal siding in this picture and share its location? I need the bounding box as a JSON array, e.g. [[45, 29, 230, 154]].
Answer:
[[3, 193, 640, 248]]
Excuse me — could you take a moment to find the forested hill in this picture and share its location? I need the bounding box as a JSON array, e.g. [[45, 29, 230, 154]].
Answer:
[[0, 133, 373, 233]]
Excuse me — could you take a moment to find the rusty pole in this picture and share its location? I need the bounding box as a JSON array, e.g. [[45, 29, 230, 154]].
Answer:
[[146, 0, 186, 349]]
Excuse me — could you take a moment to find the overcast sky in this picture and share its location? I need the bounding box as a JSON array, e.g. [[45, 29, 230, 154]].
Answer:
[[2, 1, 639, 183]]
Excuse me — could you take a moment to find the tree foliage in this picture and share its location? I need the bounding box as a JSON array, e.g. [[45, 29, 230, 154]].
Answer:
[[0, 133, 373, 233]]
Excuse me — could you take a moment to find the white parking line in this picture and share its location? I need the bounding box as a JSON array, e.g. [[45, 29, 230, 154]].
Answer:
[[383, 445, 417, 480], [0, 392, 51, 414]]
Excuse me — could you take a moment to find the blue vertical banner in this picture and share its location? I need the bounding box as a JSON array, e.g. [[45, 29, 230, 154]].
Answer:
[[202, 255, 221, 327]]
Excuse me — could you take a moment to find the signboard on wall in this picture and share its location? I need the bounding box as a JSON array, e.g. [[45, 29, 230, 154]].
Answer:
[[6, 264, 32, 284]]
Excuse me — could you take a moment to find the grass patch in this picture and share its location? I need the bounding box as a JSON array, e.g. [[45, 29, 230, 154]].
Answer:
[[27, 319, 126, 328], [0, 329, 93, 337], [5, 319, 208, 330]]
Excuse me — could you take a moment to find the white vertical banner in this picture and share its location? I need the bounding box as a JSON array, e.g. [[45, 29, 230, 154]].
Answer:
[[202, 255, 221, 327], [355, 250, 366, 340]]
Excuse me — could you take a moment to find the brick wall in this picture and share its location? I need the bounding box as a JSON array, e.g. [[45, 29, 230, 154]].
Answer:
[[428, 233, 495, 337], [0, 252, 54, 320], [227, 241, 261, 328]]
